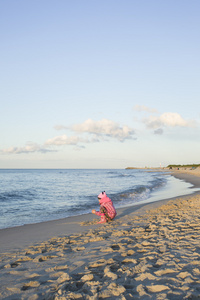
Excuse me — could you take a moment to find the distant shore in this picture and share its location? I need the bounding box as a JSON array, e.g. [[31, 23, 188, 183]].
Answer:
[[0, 170, 200, 299], [126, 166, 200, 177]]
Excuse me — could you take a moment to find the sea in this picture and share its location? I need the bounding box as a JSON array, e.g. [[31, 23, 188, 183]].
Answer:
[[0, 169, 198, 230]]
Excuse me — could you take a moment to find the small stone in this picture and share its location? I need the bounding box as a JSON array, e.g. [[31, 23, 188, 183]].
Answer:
[[57, 273, 71, 283], [136, 284, 147, 297], [146, 285, 170, 293], [122, 258, 137, 264], [141, 241, 151, 247], [81, 274, 94, 282], [127, 249, 135, 256], [177, 271, 192, 279]]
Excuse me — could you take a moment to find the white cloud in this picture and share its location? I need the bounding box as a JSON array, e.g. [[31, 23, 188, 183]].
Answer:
[[133, 105, 158, 113], [71, 119, 135, 141], [1, 143, 53, 154], [45, 119, 135, 148], [154, 128, 164, 135], [73, 145, 86, 151], [144, 112, 196, 129], [45, 135, 81, 146], [0, 119, 136, 155], [44, 134, 101, 147]]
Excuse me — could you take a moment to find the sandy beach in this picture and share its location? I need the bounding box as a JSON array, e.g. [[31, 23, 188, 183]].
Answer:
[[0, 170, 200, 299]]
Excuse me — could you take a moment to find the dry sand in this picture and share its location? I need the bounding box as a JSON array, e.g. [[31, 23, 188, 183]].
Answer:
[[172, 166, 200, 177], [165, 166, 200, 179], [0, 171, 200, 299]]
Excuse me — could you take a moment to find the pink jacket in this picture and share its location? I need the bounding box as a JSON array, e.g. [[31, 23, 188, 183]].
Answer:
[[95, 193, 116, 219]]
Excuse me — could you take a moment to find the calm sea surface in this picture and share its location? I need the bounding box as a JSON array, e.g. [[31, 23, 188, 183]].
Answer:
[[0, 169, 197, 229]]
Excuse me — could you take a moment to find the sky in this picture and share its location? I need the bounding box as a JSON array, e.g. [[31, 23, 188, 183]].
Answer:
[[0, 0, 200, 169]]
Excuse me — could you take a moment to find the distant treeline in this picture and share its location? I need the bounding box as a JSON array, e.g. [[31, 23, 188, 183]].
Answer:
[[167, 164, 200, 168]]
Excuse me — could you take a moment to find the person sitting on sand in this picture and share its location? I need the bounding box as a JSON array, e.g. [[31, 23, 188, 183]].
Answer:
[[92, 191, 117, 223]]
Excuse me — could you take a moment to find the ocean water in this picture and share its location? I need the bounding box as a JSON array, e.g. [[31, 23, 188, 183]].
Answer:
[[0, 169, 198, 229]]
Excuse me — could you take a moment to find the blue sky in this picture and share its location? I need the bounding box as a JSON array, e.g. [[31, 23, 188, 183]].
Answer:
[[1, 0, 200, 168]]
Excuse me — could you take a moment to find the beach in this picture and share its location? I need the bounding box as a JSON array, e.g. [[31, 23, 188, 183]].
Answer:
[[0, 170, 200, 299]]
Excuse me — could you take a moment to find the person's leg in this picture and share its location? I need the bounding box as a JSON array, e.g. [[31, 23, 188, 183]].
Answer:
[[100, 207, 112, 222], [98, 215, 107, 223]]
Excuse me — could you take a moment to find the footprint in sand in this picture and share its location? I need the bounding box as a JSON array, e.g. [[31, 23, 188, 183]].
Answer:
[[51, 272, 71, 284], [35, 255, 58, 262], [10, 262, 20, 268], [80, 219, 98, 226], [21, 281, 40, 291]]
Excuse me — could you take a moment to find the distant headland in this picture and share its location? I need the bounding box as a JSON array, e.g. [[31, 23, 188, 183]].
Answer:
[[126, 164, 200, 170]]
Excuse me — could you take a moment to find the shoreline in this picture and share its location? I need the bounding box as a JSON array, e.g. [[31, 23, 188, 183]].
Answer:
[[0, 171, 200, 299], [0, 171, 200, 254]]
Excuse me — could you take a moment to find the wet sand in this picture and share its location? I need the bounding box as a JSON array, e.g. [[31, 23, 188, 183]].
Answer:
[[0, 171, 200, 299]]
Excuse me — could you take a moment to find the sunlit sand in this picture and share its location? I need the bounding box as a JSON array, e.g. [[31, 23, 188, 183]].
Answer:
[[0, 170, 200, 299]]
